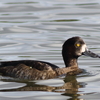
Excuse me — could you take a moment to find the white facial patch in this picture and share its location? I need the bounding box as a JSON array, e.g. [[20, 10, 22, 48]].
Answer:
[[81, 44, 87, 53]]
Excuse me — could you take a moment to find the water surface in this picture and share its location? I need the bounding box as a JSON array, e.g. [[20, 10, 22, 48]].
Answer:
[[0, 0, 100, 100]]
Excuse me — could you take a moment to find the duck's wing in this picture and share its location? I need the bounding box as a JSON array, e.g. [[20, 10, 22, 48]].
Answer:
[[0, 63, 59, 80], [0, 60, 60, 80]]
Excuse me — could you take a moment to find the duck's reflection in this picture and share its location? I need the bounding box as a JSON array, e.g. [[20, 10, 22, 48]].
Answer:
[[0, 75, 85, 94], [61, 76, 83, 99]]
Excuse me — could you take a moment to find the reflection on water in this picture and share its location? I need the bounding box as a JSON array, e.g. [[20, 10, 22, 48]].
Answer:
[[0, 76, 86, 100], [1, 76, 81, 92], [0, 0, 100, 100]]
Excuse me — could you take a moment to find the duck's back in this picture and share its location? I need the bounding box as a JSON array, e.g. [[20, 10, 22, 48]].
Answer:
[[0, 60, 59, 70]]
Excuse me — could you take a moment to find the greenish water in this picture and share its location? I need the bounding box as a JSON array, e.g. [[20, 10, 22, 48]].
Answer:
[[0, 0, 100, 100]]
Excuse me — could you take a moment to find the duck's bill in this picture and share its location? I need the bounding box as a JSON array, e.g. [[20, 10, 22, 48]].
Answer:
[[82, 49, 100, 58]]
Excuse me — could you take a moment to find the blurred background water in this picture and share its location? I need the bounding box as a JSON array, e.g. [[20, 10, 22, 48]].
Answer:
[[0, 0, 100, 100]]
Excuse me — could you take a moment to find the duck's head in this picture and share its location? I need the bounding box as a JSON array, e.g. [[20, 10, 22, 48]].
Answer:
[[62, 36, 100, 67]]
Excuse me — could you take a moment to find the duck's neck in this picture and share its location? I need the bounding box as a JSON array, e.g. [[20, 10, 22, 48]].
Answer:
[[63, 57, 78, 68], [62, 51, 78, 67]]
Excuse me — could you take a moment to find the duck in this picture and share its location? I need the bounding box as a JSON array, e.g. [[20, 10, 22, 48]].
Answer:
[[0, 36, 99, 80]]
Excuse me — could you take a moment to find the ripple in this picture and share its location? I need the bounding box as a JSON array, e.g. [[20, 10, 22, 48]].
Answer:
[[77, 69, 100, 83], [0, 91, 69, 100], [6, 2, 38, 4], [0, 81, 26, 90], [49, 19, 79, 22], [34, 79, 65, 87]]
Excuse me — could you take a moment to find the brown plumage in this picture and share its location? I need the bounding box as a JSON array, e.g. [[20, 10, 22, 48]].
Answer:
[[0, 61, 82, 80], [0, 37, 99, 80]]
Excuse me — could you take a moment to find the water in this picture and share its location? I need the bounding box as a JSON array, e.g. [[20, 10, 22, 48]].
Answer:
[[0, 0, 100, 99]]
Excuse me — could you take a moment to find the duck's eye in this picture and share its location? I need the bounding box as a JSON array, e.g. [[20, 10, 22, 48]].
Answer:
[[75, 43, 81, 47]]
